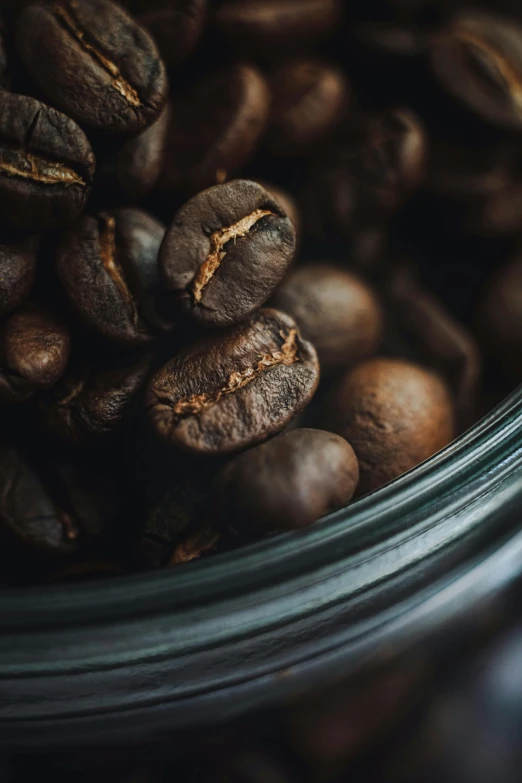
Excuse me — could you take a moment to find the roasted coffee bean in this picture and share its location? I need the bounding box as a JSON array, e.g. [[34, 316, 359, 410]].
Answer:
[[0, 303, 70, 404], [267, 60, 348, 154], [57, 208, 170, 348], [126, 0, 207, 67], [326, 358, 455, 495], [16, 0, 168, 136], [0, 91, 95, 233], [213, 428, 359, 534], [160, 180, 296, 328], [430, 13, 522, 130], [40, 353, 151, 445], [305, 108, 427, 238], [213, 0, 342, 60], [146, 308, 319, 455], [256, 181, 301, 235], [159, 64, 270, 195], [0, 446, 119, 556], [271, 264, 382, 371], [0, 235, 38, 317], [96, 103, 171, 204]]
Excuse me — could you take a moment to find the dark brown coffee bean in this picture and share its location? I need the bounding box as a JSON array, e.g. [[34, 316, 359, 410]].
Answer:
[[426, 140, 515, 202], [126, 0, 207, 67], [40, 353, 151, 445], [0, 235, 38, 317], [15, 0, 168, 136], [160, 180, 296, 328], [159, 64, 270, 195], [272, 264, 382, 371], [213, 0, 342, 60], [430, 13, 522, 130], [0, 91, 95, 233], [57, 208, 170, 348], [96, 102, 171, 204], [213, 428, 358, 534], [325, 358, 455, 495], [267, 60, 348, 154], [146, 308, 319, 455], [0, 303, 70, 404]]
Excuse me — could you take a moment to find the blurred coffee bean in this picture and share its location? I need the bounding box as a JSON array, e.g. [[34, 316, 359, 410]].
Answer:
[[126, 0, 207, 67], [430, 13, 522, 130], [0, 303, 70, 405], [354, 21, 429, 59], [16, 0, 168, 136], [267, 59, 348, 154], [160, 180, 296, 328], [160, 64, 270, 195], [0, 91, 95, 233], [213, 0, 342, 60], [271, 263, 382, 371], [146, 308, 319, 455], [0, 235, 38, 318], [40, 353, 151, 445], [57, 208, 169, 349], [325, 357, 455, 495], [214, 428, 359, 534]]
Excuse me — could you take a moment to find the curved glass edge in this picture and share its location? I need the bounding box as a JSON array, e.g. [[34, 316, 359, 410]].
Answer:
[[1, 383, 522, 625]]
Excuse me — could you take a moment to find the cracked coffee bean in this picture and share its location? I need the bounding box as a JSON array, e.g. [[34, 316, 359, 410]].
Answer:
[[325, 358, 455, 495], [159, 64, 270, 195], [0, 91, 95, 233], [56, 207, 170, 349], [0, 303, 70, 405], [15, 0, 168, 136], [40, 353, 151, 445], [271, 264, 383, 371], [159, 180, 296, 328], [0, 235, 38, 318], [146, 308, 319, 455], [213, 428, 359, 534]]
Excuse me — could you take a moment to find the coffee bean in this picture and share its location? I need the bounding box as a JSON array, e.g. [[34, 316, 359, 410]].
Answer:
[[15, 0, 168, 135], [40, 353, 151, 445], [0, 303, 70, 404], [213, 0, 342, 60], [146, 308, 319, 455], [126, 0, 207, 67], [56, 208, 170, 348], [213, 428, 358, 534], [160, 180, 296, 328], [430, 13, 522, 130], [0, 234, 38, 317], [271, 264, 382, 371], [159, 64, 270, 195], [0, 91, 95, 232], [325, 358, 455, 495], [267, 60, 348, 154], [256, 181, 301, 236]]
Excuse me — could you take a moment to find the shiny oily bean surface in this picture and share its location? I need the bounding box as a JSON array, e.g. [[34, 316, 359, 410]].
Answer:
[[0, 303, 70, 404], [160, 180, 296, 328], [326, 358, 455, 496], [0, 235, 38, 318], [214, 428, 359, 533], [0, 91, 95, 233], [146, 308, 319, 455], [15, 0, 168, 135]]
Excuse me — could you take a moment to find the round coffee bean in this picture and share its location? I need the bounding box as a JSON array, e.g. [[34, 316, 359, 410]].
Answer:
[[326, 358, 455, 495], [267, 59, 348, 154], [430, 13, 522, 130], [126, 0, 207, 67], [146, 308, 319, 455], [0, 91, 95, 233], [57, 208, 170, 348], [0, 235, 38, 318], [160, 180, 296, 328], [15, 0, 168, 136], [0, 303, 70, 404], [40, 353, 151, 445], [160, 64, 270, 195], [213, 0, 342, 60], [213, 428, 359, 534], [271, 264, 382, 371]]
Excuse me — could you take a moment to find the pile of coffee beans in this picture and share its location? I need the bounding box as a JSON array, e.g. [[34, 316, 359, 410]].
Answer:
[[0, 0, 519, 586]]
